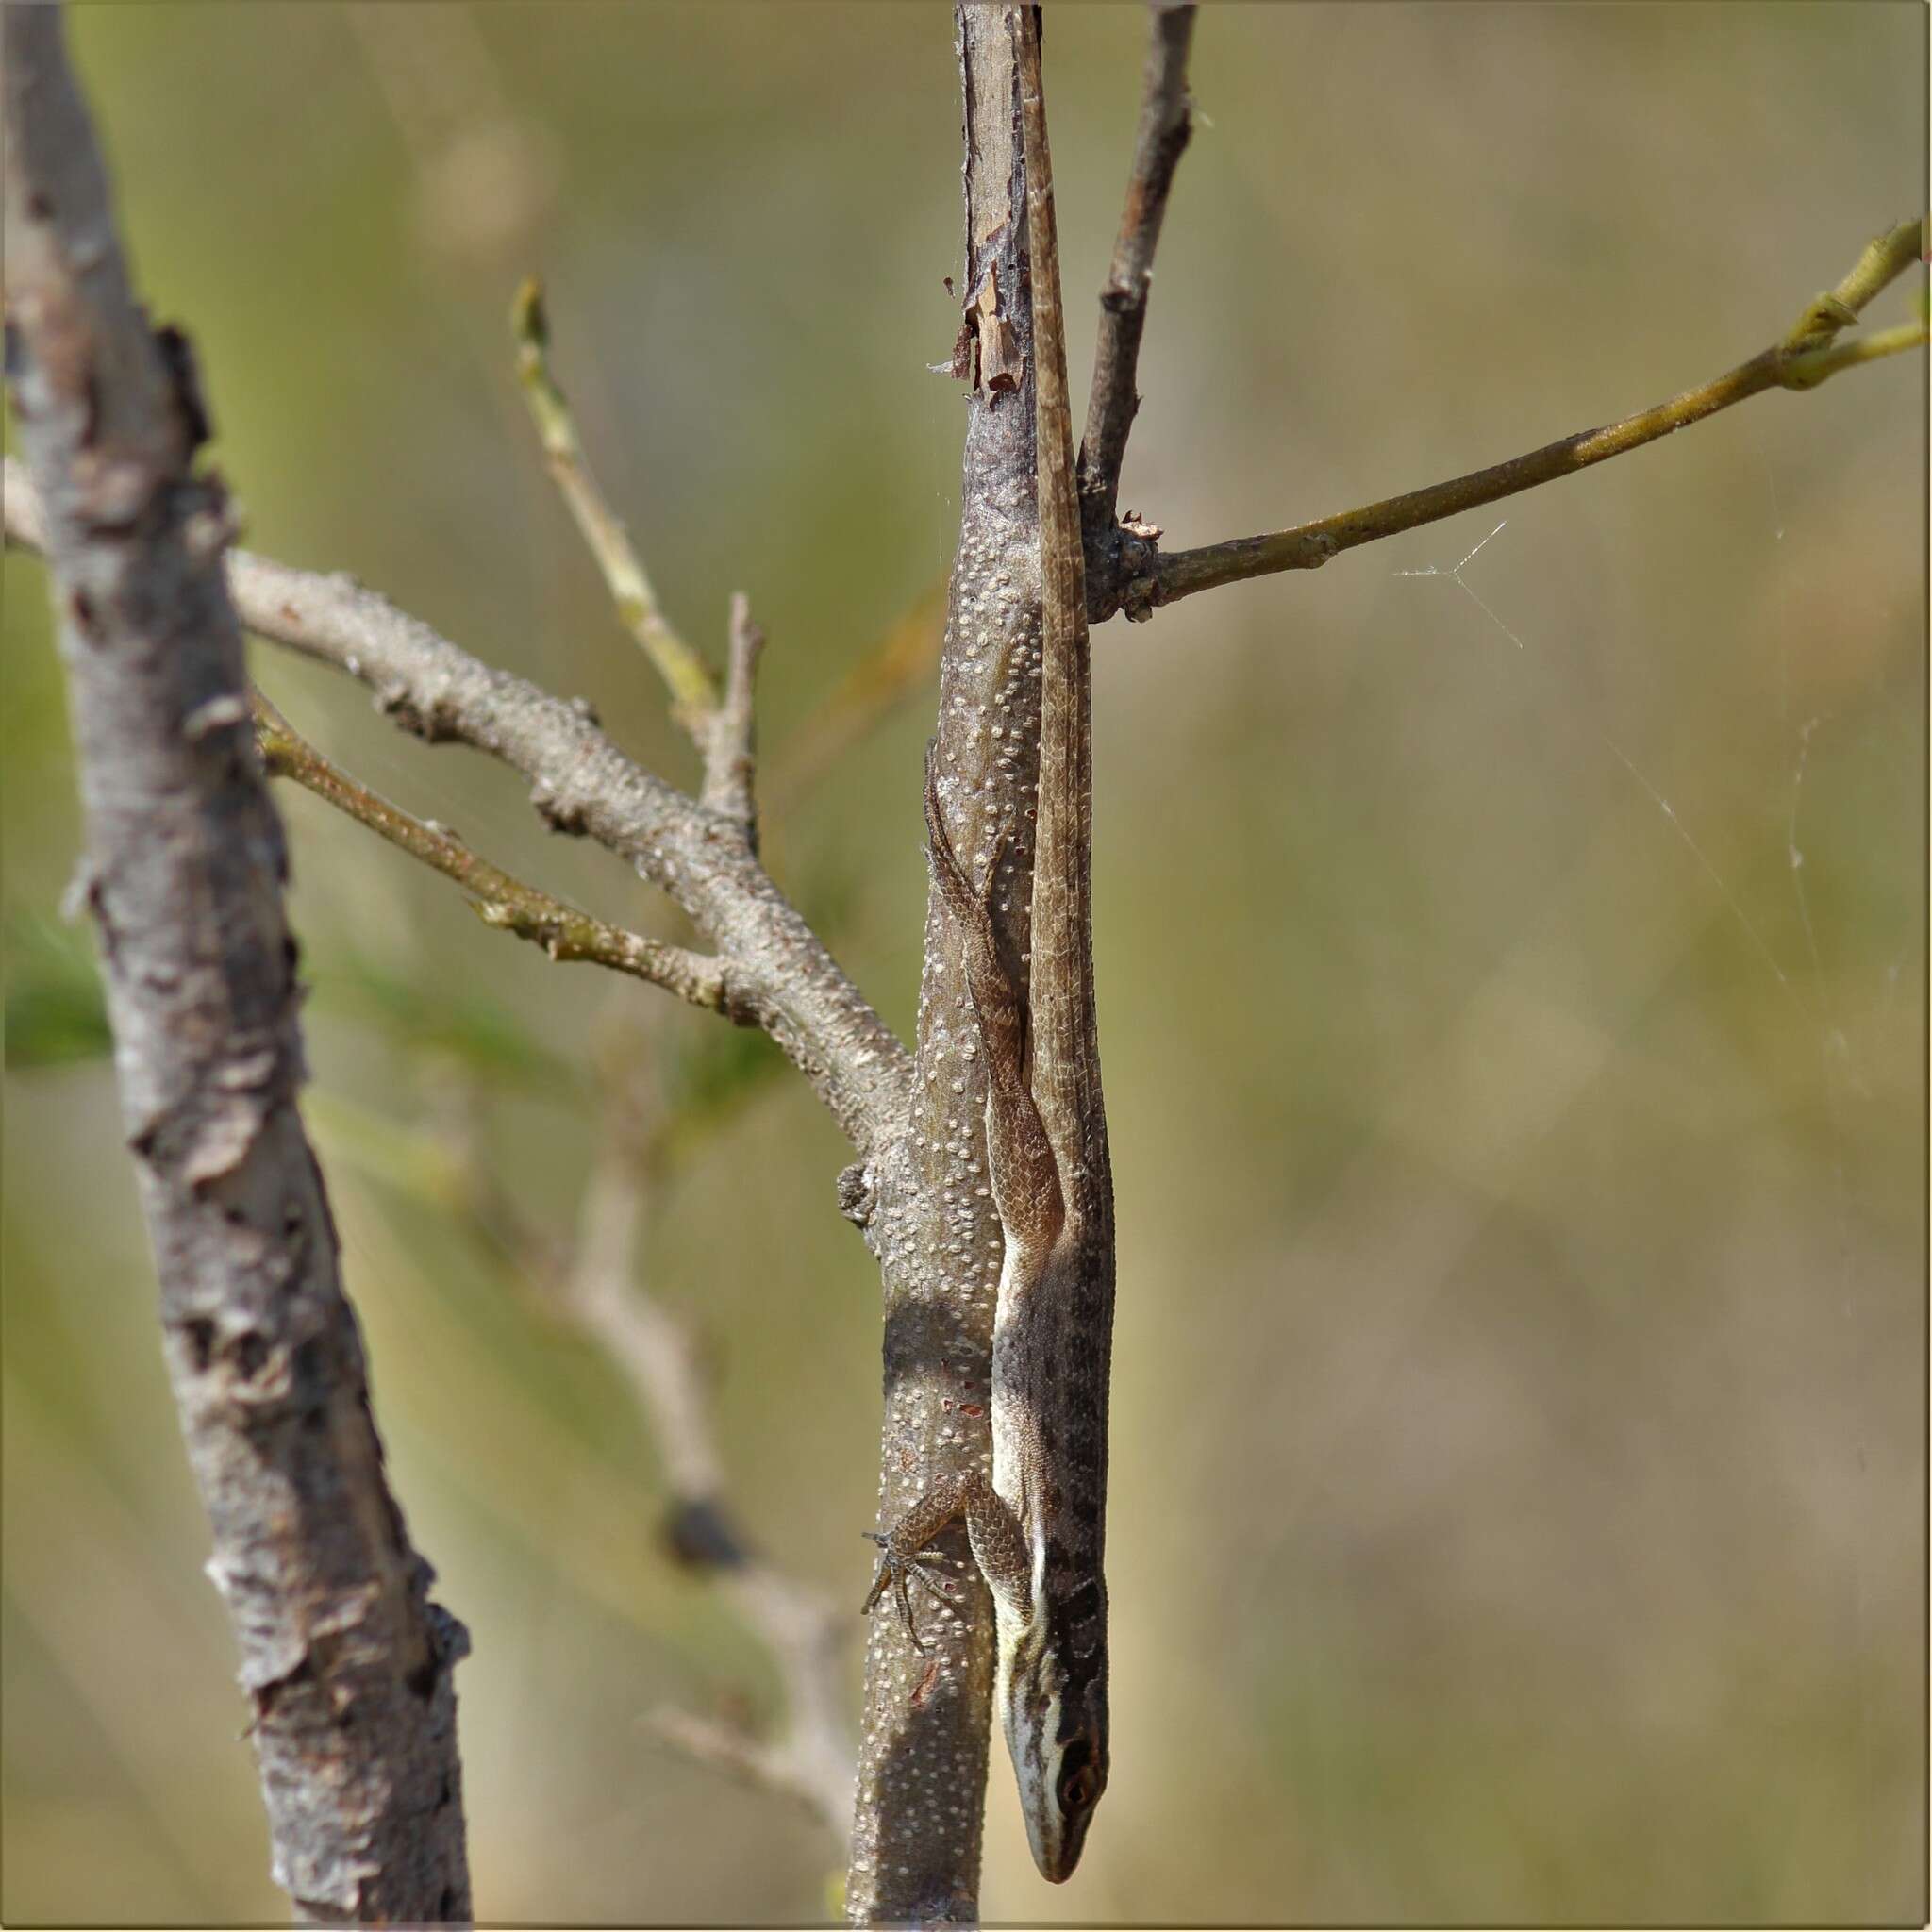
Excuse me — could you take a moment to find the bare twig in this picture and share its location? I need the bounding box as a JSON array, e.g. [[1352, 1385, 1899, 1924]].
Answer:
[[442, 1045, 854, 1836], [4, 456, 915, 1158], [511, 275, 718, 724], [699, 591, 763, 848], [254, 691, 733, 1012], [569, 1124, 853, 1836], [1, 9, 470, 1920], [1077, 2, 1195, 569], [513, 284, 771, 847], [1132, 216, 1926, 615]]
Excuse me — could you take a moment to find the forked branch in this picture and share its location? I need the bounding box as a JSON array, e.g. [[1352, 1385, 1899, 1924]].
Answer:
[[513, 275, 767, 850], [3, 456, 914, 1158]]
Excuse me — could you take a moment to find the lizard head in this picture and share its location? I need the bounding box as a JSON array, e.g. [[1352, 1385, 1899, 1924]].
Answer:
[[996, 1602, 1108, 1882]]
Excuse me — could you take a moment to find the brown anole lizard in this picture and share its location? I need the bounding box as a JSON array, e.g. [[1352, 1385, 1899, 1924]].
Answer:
[[863, 4, 1116, 1886]]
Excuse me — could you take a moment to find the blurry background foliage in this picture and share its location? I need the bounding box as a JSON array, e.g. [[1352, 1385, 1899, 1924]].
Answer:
[[2, 4, 1924, 1924]]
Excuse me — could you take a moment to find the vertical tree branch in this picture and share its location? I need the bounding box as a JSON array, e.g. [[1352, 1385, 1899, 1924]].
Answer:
[[2, 9, 471, 1922], [1077, 1, 1195, 578], [843, 7, 1048, 1921], [699, 591, 764, 848]]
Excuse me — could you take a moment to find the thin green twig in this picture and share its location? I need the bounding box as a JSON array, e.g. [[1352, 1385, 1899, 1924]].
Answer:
[[1145, 216, 1926, 612], [512, 275, 718, 724]]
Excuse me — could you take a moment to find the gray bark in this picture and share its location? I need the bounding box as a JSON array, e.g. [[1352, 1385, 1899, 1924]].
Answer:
[[3, 6, 1140, 1921], [841, 8, 1046, 1921], [2, 455, 916, 1158], [2, 8, 471, 1921]]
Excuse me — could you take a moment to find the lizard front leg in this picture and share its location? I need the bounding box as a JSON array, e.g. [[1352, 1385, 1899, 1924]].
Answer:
[[862, 1467, 1032, 1655]]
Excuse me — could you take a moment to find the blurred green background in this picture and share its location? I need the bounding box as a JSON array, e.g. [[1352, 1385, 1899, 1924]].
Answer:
[[2, 4, 1924, 1924]]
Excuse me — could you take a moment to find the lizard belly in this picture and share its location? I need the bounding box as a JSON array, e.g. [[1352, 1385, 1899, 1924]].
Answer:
[[989, 1236, 1055, 1618], [988, 1241, 1039, 1539]]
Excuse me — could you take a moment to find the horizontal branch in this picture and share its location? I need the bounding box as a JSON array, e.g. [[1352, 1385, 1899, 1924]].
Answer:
[[1136, 215, 1926, 613], [1781, 317, 1925, 389], [5, 457, 915, 1158], [253, 692, 732, 1013]]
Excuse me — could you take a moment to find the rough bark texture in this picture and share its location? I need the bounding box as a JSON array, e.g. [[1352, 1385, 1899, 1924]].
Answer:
[[2, 9, 471, 1921], [842, 8, 1045, 1921], [210, 537, 913, 1158]]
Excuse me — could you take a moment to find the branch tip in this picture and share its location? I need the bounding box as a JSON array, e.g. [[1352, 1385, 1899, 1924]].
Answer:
[[508, 275, 719, 725], [1139, 210, 1928, 613], [510, 272, 549, 358]]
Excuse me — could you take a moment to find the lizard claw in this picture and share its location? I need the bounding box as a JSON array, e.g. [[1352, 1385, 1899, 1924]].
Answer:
[[860, 1531, 960, 1655]]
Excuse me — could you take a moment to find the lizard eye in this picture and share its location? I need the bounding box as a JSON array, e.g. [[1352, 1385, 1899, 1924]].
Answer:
[[1057, 1740, 1100, 1815]]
